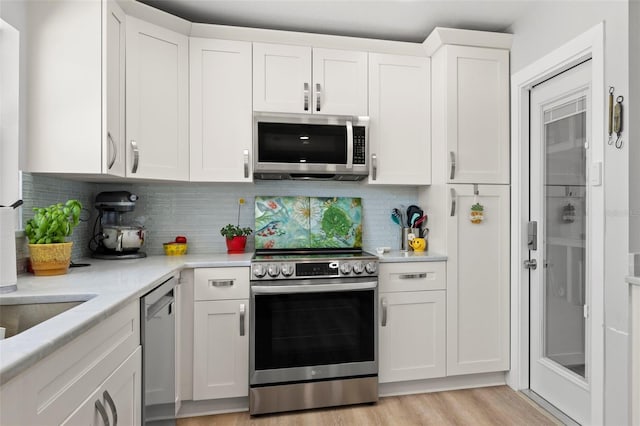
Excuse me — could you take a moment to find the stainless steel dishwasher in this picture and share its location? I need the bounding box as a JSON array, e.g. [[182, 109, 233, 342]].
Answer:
[[141, 277, 176, 425]]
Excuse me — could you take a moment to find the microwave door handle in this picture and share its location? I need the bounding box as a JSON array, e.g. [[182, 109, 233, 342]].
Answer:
[[346, 120, 353, 169]]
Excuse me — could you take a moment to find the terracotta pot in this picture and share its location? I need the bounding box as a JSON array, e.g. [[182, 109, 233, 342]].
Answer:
[[225, 236, 247, 253], [28, 242, 73, 276]]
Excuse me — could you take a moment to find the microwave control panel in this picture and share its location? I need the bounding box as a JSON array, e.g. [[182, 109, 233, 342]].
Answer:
[[353, 127, 366, 165]]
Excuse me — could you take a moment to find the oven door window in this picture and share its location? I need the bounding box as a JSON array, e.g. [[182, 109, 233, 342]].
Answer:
[[258, 122, 347, 164], [254, 289, 374, 370]]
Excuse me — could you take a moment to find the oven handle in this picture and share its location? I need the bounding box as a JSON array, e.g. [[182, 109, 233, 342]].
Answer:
[[251, 281, 377, 294]]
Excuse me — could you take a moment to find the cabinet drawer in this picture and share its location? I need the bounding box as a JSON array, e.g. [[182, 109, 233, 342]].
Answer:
[[379, 262, 446, 292], [194, 267, 250, 301]]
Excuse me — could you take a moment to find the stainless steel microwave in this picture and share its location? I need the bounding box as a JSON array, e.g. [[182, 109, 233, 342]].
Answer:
[[253, 113, 369, 181]]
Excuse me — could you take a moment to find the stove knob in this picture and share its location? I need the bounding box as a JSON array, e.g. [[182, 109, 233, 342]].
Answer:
[[252, 263, 266, 278], [281, 263, 294, 277], [267, 263, 280, 277], [352, 261, 364, 275], [365, 262, 378, 275], [339, 262, 352, 275]]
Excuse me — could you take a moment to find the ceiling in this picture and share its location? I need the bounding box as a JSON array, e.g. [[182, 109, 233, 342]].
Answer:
[[137, 0, 535, 43]]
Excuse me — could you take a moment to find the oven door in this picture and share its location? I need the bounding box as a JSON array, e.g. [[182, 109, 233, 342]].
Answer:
[[250, 278, 377, 386]]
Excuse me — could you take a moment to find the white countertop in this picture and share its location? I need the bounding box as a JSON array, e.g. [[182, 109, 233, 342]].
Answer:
[[0, 250, 445, 385], [0, 253, 252, 384]]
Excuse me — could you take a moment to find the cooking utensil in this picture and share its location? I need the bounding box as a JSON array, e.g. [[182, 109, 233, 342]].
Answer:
[[391, 209, 403, 226], [414, 215, 427, 228], [0, 200, 23, 209], [406, 205, 423, 227]]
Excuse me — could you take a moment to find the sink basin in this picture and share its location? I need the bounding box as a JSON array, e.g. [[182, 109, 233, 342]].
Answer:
[[0, 295, 94, 339]]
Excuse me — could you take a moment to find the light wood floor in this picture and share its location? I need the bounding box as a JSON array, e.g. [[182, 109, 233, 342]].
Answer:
[[177, 386, 561, 426]]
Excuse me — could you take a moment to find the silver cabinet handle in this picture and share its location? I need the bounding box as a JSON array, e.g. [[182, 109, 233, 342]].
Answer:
[[371, 154, 377, 181], [381, 298, 388, 327], [346, 121, 353, 169], [130, 140, 139, 174], [107, 132, 117, 169], [95, 399, 110, 426], [399, 273, 427, 279], [209, 279, 234, 287], [316, 83, 321, 112], [239, 303, 246, 336], [103, 390, 117, 426], [243, 149, 249, 178], [450, 188, 456, 216], [303, 82, 310, 111], [449, 151, 456, 180]]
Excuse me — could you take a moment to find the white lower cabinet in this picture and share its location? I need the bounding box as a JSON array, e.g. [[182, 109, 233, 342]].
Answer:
[[446, 184, 510, 376], [379, 290, 446, 383], [0, 301, 140, 426], [378, 262, 446, 383], [192, 268, 250, 400], [62, 347, 142, 425]]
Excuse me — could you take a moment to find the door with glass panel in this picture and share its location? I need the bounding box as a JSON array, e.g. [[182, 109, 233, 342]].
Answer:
[[529, 61, 591, 424]]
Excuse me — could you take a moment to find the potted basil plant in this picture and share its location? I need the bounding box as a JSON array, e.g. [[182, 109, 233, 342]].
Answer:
[[25, 199, 82, 276], [220, 198, 252, 253]]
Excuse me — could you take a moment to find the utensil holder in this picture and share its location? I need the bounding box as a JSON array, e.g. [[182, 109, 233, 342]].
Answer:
[[401, 227, 421, 251]]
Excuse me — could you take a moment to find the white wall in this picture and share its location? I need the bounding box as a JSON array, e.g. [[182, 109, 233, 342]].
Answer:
[[508, 2, 630, 424], [630, 1, 640, 254]]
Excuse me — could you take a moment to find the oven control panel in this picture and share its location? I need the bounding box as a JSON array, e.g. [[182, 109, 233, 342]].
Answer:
[[251, 259, 378, 280]]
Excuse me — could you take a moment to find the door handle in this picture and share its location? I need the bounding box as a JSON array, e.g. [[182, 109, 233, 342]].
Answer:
[[524, 259, 538, 270], [450, 188, 456, 216], [209, 279, 234, 287], [107, 132, 117, 169], [130, 140, 139, 174], [398, 273, 427, 280], [371, 154, 377, 180], [243, 149, 249, 178], [103, 390, 118, 426], [303, 82, 310, 111], [346, 121, 353, 169], [95, 399, 110, 426], [381, 297, 388, 327], [239, 303, 246, 336], [316, 83, 321, 112], [449, 151, 456, 180]]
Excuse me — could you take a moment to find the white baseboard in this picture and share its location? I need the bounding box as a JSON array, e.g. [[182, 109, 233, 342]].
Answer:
[[177, 372, 508, 418], [378, 372, 507, 397]]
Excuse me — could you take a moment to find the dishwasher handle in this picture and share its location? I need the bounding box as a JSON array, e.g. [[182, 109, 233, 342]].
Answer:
[[147, 292, 174, 319]]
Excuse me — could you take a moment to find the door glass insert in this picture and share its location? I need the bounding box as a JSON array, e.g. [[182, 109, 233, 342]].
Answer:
[[543, 96, 587, 378]]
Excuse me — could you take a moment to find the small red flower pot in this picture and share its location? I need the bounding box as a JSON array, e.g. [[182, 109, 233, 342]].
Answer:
[[225, 236, 247, 253]]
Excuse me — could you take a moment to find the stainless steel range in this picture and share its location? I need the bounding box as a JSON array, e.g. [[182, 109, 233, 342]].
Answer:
[[249, 249, 379, 415]]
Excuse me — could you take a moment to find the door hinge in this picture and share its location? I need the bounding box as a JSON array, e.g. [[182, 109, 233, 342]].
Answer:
[[523, 259, 538, 270], [583, 304, 589, 319]]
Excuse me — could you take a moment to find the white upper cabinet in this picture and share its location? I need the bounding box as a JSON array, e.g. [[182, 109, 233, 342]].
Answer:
[[253, 43, 367, 116], [105, 0, 126, 176], [126, 17, 189, 180], [190, 38, 253, 182], [25, 0, 125, 175], [311, 48, 368, 116], [433, 45, 510, 184], [368, 54, 431, 185]]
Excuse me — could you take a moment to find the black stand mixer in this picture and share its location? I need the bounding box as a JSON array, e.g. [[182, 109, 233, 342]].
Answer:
[[90, 191, 147, 259]]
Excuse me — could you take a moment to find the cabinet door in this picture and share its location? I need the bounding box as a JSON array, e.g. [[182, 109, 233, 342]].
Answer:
[[193, 300, 249, 399], [312, 48, 367, 116], [253, 43, 311, 113], [445, 46, 509, 184], [126, 17, 189, 180], [190, 38, 253, 182], [379, 291, 446, 383], [62, 347, 141, 426], [446, 184, 510, 375], [104, 0, 126, 177], [368, 54, 431, 185]]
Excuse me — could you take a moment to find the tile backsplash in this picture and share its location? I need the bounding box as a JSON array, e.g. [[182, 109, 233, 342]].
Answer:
[[19, 174, 421, 264]]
